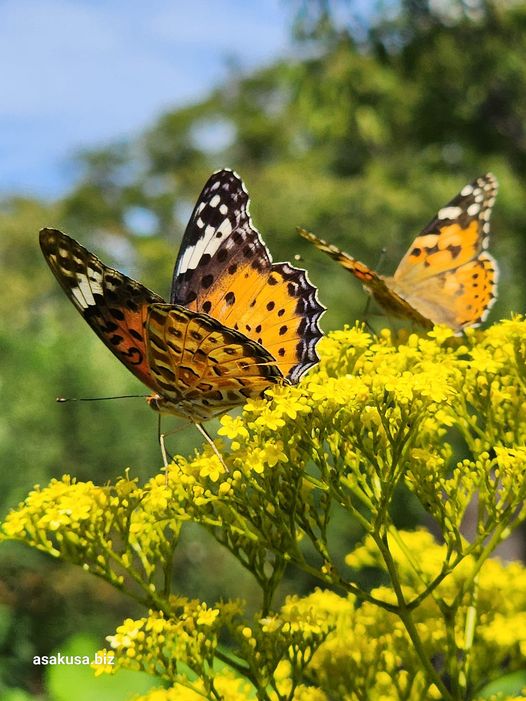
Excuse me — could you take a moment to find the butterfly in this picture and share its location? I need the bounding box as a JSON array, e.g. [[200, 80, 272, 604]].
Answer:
[[299, 173, 498, 333], [40, 169, 325, 447]]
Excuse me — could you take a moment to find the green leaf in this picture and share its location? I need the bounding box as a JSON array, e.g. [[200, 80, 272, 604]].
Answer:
[[476, 670, 526, 699], [46, 634, 159, 701]]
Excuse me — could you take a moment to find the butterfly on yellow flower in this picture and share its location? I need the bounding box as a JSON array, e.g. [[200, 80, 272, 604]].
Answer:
[[299, 173, 498, 333], [40, 169, 325, 460]]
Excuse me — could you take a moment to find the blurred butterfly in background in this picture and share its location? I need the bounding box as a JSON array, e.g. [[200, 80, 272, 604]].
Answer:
[[299, 173, 498, 333], [40, 169, 325, 460]]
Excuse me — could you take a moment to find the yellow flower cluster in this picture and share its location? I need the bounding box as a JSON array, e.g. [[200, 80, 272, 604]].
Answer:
[[96, 591, 335, 700], [130, 672, 255, 701], [2, 476, 107, 550], [309, 531, 526, 701], [1, 474, 183, 594], [3, 318, 526, 700], [131, 674, 329, 701], [93, 532, 526, 701], [94, 598, 230, 684]]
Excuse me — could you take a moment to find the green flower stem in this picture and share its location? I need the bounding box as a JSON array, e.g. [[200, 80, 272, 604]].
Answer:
[[375, 531, 455, 701], [406, 564, 458, 610], [459, 571, 479, 696], [292, 554, 400, 612], [99, 542, 172, 613], [454, 512, 513, 609]]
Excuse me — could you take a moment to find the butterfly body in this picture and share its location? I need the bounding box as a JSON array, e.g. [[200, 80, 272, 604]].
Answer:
[[41, 170, 324, 425], [300, 173, 498, 333]]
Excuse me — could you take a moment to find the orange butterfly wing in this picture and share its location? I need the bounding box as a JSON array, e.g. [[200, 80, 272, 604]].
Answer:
[[40, 227, 286, 422], [394, 173, 497, 282], [40, 228, 164, 391], [388, 173, 498, 330], [298, 228, 431, 327], [171, 170, 325, 383], [146, 304, 283, 421]]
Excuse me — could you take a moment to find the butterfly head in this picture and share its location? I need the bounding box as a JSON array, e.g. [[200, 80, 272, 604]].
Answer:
[[146, 394, 163, 413], [146, 392, 211, 421]]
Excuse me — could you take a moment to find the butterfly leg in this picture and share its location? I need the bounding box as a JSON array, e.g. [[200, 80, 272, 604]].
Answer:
[[159, 432, 170, 468], [195, 422, 229, 473], [157, 415, 177, 488], [363, 316, 378, 336]]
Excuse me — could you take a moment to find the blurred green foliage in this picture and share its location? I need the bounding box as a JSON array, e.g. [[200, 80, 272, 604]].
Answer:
[[2, 0, 526, 696]]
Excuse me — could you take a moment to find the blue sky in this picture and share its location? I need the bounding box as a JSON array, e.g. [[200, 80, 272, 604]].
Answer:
[[0, 0, 292, 199]]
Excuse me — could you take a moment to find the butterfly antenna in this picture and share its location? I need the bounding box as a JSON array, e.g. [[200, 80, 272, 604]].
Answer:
[[56, 394, 149, 402]]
